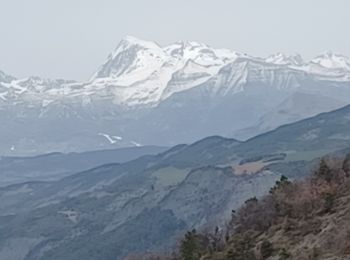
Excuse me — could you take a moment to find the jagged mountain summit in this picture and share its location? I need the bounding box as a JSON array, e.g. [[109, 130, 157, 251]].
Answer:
[[265, 52, 304, 66], [1, 36, 350, 108], [1, 36, 350, 155], [312, 51, 350, 71]]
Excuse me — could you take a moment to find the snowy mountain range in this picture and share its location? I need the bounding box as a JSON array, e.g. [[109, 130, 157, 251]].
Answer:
[[1, 36, 350, 155]]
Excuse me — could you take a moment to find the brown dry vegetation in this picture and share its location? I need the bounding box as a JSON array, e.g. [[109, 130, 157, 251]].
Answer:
[[128, 155, 350, 260], [232, 161, 268, 175]]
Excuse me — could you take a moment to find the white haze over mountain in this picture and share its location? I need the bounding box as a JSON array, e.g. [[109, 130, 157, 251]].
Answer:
[[1, 36, 350, 155]]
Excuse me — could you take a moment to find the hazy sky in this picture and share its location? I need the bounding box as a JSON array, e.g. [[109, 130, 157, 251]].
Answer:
[[1, 0, 349, 80]]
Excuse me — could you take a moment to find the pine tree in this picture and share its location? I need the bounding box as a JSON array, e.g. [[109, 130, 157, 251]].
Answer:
[[180, 229, 201, 260], [317, 159, 332, 182], [269, 175, 290, 194]]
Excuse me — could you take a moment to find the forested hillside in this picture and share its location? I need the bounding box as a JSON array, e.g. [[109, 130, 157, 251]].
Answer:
[[133, 156, 350, 260]]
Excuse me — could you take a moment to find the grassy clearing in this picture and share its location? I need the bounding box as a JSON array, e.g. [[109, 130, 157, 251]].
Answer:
[[151, 167, 190, 186]]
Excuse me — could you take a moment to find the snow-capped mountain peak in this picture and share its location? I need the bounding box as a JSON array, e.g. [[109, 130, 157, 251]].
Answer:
[[110, 35, 163, 59], [311, 51, 350, 71], [2, 36, 350, 110], [164, 40, 238, 64], [0, 70, 16, 83], [265, 52, 304, 66], [86, 36, 240, 106], [2, 36, 350, 155], [91, 36, 168, 83]]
